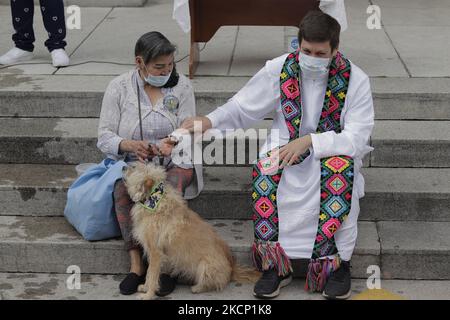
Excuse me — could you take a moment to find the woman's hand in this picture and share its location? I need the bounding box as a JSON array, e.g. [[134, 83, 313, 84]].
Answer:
[[119, 140, 157, 163], [275, 135, 312, 169], [131, 140, 152, 163], [180, 116, 212, 134], [158, 137, 176, 157]]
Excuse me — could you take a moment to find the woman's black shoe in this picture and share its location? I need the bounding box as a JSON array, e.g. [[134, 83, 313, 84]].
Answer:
[[155, 274, 177, 297], [119, 272, 146, 295]]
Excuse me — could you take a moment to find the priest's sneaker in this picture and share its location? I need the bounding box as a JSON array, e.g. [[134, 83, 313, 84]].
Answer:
[[322, 260, 352, 300], [51, 49, 70, 67], [253, 268, 292, 299], [0, 47, 33, 65]]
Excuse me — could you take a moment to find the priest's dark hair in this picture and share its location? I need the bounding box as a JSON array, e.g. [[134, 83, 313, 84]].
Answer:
[[135, 31, 179, 88], [298, 10, 341, 50]]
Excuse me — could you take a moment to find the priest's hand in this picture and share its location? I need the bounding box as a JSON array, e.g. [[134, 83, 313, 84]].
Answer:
[[180, 116, 212, 134], [277, 135, 312, 169]]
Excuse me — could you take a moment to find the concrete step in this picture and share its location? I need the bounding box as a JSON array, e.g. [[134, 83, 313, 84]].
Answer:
[[0, 117, 272, 166], [0, 0, 146, 7], [0, 118, 448, 167], [2, 273, 450, 300], [1, 216, 449, 280], [0, 165, 448, 222], [0, 215, 378, 278], [378, 221, 450, 280], [1, 76, 450, 120], [371, 120, 450, 168]]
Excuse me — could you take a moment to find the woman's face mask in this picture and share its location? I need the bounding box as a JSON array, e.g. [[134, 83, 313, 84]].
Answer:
[[138, 54, 174, 87], [298, 51, 332, 78], [141, 63, 171, 87]]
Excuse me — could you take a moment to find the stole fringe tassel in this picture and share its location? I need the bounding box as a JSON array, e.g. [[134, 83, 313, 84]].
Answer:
[[304, 255, 341, 292], [252, 241, 293, 277]]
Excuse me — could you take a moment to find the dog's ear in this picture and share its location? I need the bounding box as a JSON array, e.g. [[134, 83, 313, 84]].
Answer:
[[121, 165, 130, 181], [124, 162, 139, 173]]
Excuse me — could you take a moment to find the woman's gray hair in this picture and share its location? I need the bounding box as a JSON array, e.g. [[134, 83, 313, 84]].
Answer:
[[135, 31, 177, 64], [135, 31, 179, 88]]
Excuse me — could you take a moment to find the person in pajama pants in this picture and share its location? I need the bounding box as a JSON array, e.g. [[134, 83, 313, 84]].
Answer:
[[0, 0, 70, 66]]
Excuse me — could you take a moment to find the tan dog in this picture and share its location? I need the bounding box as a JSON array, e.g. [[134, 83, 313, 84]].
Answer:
[[123, 162, 260, 300]]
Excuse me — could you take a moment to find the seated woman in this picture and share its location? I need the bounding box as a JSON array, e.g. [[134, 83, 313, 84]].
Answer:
[[97, 31, 203, 296]]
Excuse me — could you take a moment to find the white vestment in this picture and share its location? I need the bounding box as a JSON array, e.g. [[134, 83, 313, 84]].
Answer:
[[207, 54, 374, 261]]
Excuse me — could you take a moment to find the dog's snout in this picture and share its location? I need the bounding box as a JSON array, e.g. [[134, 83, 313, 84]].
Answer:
[[144, 178, 154, 191]]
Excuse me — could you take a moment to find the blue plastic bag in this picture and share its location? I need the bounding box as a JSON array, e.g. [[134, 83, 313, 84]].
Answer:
[[64, 158, 128, 241]]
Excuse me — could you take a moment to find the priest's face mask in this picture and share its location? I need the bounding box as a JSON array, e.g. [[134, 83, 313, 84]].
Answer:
[[298, 39, 338, 77]]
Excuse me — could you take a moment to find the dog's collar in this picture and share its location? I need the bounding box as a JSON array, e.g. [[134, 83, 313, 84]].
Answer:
[[138, 181, 165, 213]]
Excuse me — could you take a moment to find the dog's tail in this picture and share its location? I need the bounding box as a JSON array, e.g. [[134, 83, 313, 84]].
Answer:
[[219, 238, 261, 283], [231, 263, 261, 283]]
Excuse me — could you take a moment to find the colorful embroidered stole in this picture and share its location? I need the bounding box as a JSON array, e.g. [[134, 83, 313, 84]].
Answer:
[[251, 51, 354, 292]]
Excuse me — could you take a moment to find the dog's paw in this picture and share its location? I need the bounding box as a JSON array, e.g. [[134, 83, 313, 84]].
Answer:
[[138, 293, 156, 300], [191, 284, 205, 294], [137, 284, 147, 293]]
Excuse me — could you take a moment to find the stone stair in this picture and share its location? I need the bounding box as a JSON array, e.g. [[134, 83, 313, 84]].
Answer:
[[0, 117, 448, 167], [0, 76, 449, 297]]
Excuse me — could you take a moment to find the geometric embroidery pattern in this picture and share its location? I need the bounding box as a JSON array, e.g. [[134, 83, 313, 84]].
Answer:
[[324, 196, 348, 217], [282, 100, 299, 120], [254, 175, 274, 197], [255, 196, 275, 219], [324, 156, 351, 173], [255, 219, 276, 241], [314, 155, 354, 258], [326, 174, 348, 195], [252, 50, 354, 260]]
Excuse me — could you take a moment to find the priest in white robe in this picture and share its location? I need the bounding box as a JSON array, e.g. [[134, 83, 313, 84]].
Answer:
[[180, 11, 374, 300]]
